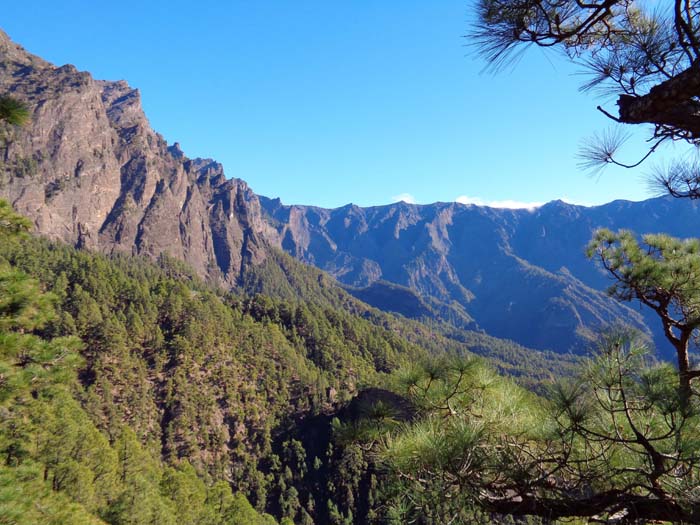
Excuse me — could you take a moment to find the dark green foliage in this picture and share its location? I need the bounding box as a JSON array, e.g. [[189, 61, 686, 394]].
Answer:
[[0, 198, 475, 523], [588, 229, 700, 404], [0, 96, 29, 126], [0, 200, 277, 525], [369, 334, 700, 523]]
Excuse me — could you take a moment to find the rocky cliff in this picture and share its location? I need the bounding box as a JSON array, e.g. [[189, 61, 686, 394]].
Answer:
[[0, 29, 276, 288]]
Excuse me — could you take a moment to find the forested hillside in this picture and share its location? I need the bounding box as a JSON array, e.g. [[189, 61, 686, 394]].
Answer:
[[0, 215, 396, 519], [0, 204, 276, 524], [0, 199, 579, 523]]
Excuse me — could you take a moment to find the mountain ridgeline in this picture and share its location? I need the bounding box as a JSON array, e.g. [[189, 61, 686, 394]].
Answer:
[[2, 26, 698, 361], [261, 196, 700, 358]]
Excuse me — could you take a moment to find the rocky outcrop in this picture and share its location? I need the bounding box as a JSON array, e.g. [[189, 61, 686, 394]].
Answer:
[[0, 29, 273, 287]]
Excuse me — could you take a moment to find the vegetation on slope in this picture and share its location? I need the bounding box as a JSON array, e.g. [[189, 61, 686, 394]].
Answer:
[[240, 248, 579, 387], [340, 334, 700, 523], [0, 196, 582, 524], [0, 200, 281, 524]]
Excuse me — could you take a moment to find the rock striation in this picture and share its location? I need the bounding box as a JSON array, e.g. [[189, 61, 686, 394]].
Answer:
[[0, 29, 276, 288]]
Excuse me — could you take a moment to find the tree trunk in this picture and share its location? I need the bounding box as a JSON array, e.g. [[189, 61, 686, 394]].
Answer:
[[617, 60, 700, 138], [674, 331, 693, 411]]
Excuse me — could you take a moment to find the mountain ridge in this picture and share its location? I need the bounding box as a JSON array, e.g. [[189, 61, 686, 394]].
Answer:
[[0, 28, 280, 290], [260, 195, 692, 354], [260, 194, 700, 357], [2, 27, 697, 359]]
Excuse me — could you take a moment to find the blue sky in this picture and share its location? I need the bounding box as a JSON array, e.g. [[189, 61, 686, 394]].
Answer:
[[3, 1, 683, 208]]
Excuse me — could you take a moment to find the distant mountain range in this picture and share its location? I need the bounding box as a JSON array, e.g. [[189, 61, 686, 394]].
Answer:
[[260, 196, 700, 358], [2, 28, 698, 360]]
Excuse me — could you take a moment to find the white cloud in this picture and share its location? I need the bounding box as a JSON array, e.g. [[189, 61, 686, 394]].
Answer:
[[455, 195, 544, 210], [388, 194, 592, 209], [392, 192, 416, 204]]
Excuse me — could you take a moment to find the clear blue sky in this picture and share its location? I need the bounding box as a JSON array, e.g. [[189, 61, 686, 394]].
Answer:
[[3, 1, 679, 208]]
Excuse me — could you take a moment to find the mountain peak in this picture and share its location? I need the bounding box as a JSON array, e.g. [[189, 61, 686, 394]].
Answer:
[[169, 142, 186, 159]]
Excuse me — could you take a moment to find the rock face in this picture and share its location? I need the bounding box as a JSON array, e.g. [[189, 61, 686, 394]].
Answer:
[[0, 29, 276, 288]]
